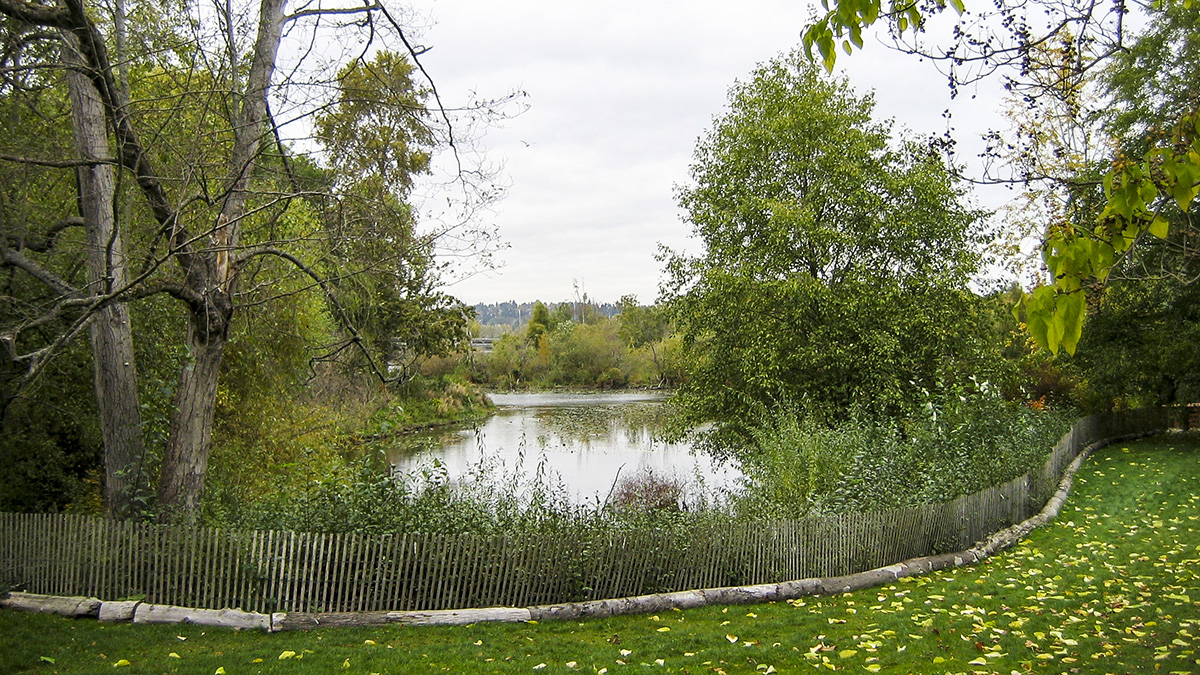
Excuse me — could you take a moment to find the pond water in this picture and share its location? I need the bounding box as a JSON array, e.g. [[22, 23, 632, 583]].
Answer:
[[385, 391, 742, 504]]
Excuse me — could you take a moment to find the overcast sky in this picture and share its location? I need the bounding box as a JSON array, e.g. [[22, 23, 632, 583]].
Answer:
[[402, 0, 1011, 306]]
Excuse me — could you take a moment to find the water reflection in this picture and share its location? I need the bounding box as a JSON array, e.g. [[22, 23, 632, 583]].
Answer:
[[386, 392, 741, 503]]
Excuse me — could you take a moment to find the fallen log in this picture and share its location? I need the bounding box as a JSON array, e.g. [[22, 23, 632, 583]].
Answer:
[[272, 607, 532, 631], [99, 599, 141, 622], [0, 592, 100, 618], [133, 603, 270, 631]]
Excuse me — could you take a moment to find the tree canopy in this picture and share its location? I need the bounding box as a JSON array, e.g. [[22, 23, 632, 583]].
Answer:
[[662, 52, 998, 454], [802, 0, 1200, 355]]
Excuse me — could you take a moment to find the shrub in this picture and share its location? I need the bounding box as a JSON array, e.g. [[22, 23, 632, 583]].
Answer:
[[735, 387, 1072, 516], [608, 469, 686, 513]]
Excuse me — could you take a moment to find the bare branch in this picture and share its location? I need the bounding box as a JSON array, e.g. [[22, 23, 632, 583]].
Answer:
[[0, 245, 82, 298], [237, 245, 398, 384], [0, 153, 116, 168], [4, 217, 85, 253], [284, 3, 380, 23], [0, 0, 71, 28]]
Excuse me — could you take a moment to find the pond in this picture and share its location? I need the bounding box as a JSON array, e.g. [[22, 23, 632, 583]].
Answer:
[[385, 391, 742, 504]]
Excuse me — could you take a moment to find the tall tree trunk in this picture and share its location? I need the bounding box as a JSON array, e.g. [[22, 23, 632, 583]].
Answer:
[[154, 0, 287, 524], [156, 302, 229, 524], [62, 30, 150, 519]]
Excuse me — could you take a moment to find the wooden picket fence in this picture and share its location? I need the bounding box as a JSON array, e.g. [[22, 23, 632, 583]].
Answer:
[[0, 406, 1187, 614]]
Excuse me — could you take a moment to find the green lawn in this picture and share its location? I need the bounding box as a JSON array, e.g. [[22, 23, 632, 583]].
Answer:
[[3, 435, 1198, 674]]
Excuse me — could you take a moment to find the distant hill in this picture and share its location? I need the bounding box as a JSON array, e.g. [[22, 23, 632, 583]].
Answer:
[[472, 300, 619, 327]]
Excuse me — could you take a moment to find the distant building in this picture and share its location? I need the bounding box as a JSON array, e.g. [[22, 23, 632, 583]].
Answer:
[[470, 338, 496, 352]]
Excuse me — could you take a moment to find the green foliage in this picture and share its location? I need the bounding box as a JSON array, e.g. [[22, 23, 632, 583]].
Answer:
[[802, 0, 964, 70], [545, 322, 625, 387], [616, 295, 669, 348], [1062, 3, 1200, 409], [736, 388, 1071, 517], [469, 305, 680, 390], [0, 341, 103, 513], [315, 51, 432, 198], [1072, 273, 1200, 410], [800, 0, 1200, 355], [314, 51, 470, 382], [202, 375, 494, 526], [526, 301, 552, 344], [663, 52, 997, 451]]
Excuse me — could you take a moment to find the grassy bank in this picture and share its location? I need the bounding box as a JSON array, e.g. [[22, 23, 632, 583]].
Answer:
[[3, 435, 1197, 674]]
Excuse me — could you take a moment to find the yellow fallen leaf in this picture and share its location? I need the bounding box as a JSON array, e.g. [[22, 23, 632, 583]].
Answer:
[[620, 649, 632, 657], [654, 659, 665, 666], [364, 639, 377, 645], [657, 627, 670, 632], [474, 640, 483, 646], [932, 656, 945, 664], [968, 657, 987, 665], [214, 669, 225, 675], [566, 661, 577, 668], [839, 650, 857, 658], [168, 653, 180, 659], [252, 658, 263, 663], [343, 658, 351, 668], [865, 666, 881, 673], [279, 650, 297, 660], [726, 634, 739, 643], [533, 664, 546, 670], [113, 661, 131, 668]]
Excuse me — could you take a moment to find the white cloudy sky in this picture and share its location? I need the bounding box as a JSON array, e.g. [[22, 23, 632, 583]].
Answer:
[[402, 0, 1012, 305]]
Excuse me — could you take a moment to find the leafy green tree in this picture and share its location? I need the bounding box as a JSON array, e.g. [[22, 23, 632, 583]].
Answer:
[[1069, 2, 1200, 409], [663, 52, 996, 453], [526, 301, 552, 345], [802, 0, 1200, 354], [617, 295, 676, 388], [616, 295, 668, 349], [550, 302, 574, 328], [546, 320, 625, 387]]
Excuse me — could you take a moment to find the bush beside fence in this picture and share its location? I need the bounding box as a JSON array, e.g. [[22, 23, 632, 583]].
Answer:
[[0, 406, 1188, 614]]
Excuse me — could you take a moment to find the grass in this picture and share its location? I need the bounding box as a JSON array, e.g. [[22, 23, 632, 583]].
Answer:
[[2, 434, 1198, 674]]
